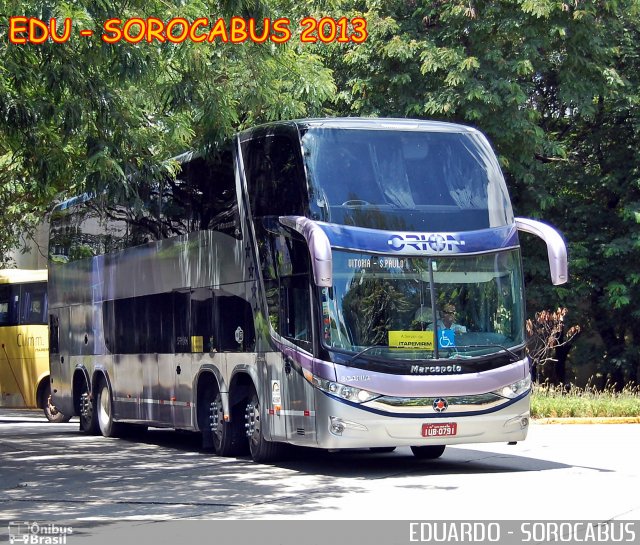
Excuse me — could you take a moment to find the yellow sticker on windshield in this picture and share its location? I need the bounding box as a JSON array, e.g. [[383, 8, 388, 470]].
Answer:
[[388, 331, 434, 349]]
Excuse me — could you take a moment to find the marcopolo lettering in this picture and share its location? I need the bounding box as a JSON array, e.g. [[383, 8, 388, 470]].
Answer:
[[411, 364, 462, 374]]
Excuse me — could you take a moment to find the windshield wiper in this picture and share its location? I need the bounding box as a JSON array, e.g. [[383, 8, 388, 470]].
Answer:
[[453, 344, 522, 363], [346, 345, 386, 366]]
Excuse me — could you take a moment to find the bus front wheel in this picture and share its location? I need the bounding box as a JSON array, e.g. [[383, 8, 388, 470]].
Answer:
[[245, 389, 284, 463], [410, 445, 446, 459]]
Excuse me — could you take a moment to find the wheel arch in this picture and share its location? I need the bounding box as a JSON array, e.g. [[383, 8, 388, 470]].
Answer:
[[195, 368, 223, 433], [35, 375, 50, 410], [71, 366, 92, 414], [228, 367, 259, 413], [91, 368, 112, 393]]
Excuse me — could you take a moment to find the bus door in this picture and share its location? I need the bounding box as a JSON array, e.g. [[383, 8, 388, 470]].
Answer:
[[258, 225, 316, 442], [0, 282, 23, 407], [278, 274, 315, 443], [49, 306, 72, 415]]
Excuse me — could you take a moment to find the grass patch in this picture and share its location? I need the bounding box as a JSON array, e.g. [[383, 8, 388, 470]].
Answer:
[[531, 382, 640, 418]]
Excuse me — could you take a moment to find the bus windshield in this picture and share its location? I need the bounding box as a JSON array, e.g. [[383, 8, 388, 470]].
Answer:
[[301, 128, 513, 232], [319, 249, 524, 361]]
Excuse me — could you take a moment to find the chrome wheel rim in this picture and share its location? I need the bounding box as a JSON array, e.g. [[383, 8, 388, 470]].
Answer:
[[97, 385, 110, 431]]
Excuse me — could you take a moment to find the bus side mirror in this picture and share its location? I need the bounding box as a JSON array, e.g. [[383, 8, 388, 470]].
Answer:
[[279, 216, 333, 287], [515, 218, 568, 285]]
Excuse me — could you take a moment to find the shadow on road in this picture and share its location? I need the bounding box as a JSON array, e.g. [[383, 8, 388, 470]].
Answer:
[[0, 412, 601, 522], [128, 427, 572, 476]]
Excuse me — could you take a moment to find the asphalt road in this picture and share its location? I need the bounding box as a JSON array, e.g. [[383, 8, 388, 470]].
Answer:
[[0, 408, 638, 525]]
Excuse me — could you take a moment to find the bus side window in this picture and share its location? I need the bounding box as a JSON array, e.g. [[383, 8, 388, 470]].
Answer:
[[0, 286, 10, 325], [277, 234, 312, 351], [280, 276, 312, 351], [190, 288, 214, 353], [174, 291, 191, 354], [20, 282, 47, 325], [216, 294, 255, 352], [243, 133, 307, 218], [49, 314, 60, 354], [0, 285, 19, 326], [105, 293, 178, 355]]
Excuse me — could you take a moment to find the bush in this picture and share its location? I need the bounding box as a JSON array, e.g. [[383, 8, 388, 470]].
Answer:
[[531, 382, 640, 418]]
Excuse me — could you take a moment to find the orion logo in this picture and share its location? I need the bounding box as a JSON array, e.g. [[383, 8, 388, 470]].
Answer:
[[387, 233, 466, 253]]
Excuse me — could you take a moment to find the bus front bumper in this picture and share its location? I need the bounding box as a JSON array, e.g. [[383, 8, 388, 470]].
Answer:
[[314, 391, 531, 450]]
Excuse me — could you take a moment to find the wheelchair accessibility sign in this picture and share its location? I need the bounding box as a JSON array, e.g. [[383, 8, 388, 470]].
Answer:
[[438, 329, 456, 349]]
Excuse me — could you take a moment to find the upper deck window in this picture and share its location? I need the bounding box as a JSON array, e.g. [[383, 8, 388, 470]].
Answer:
[[301, 128, 513, 232], [242, 132, 307, 218]]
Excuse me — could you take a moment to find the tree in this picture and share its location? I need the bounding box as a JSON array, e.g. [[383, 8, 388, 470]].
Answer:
[[526, 307, 581, 385], [0, 0, 336, 262], [323, 0, 640, 386]]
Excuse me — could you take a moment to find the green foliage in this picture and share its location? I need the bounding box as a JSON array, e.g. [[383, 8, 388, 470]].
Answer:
[[325, 0, 640, 386], [532, 382, 640, 418], [342, 278, 413, 346], [0, 0, 336, 262], [2, 0, 640, 387]]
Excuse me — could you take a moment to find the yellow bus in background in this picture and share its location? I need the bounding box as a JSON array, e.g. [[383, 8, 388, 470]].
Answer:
[[0, 269, 69, 422]]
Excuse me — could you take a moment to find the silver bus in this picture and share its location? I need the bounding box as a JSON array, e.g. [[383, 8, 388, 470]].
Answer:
[[48, 118, 567, 462]]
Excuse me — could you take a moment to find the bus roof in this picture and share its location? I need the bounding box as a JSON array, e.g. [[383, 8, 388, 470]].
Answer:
[[0, 269, 47, 284], [239, 117, 480, 139], [52, 118, 482, 213]]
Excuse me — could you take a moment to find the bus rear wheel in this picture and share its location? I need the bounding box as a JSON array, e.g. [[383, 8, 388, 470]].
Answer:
[[79, 379, 99, 434], [410, 445, 446, 459], [210, 390, 245, 457], [245, 388, 284, 464], [96, 380, 123, 438]]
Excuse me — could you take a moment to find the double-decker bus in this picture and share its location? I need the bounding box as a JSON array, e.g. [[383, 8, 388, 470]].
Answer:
[[48, 118, 567, 462], [0, 269, 69, 422]]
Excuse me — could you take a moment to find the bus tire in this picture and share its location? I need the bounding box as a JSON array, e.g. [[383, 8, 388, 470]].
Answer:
[[211, 391, 245, 457], [41, 381, 72, 423], [410, 445, 446, 459], [79, 379, 99, 435], [245, 388, 284, 463], [96, 379, 123, 438]]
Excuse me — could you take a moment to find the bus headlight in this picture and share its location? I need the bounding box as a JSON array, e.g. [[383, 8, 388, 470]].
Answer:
[[493, 375, 532, 399], [303, 370, 381, 403]]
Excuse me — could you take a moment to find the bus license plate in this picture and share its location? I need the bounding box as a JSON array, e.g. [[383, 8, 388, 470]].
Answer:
[[421, 423, 457, 438]]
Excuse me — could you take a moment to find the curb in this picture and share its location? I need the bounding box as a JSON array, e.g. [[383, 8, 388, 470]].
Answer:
[[533, 417, 640, 424]]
